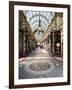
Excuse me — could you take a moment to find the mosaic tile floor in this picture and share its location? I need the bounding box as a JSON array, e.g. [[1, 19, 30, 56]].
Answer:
[[19, 47, 63, 79], [24, 59, 54, 75]]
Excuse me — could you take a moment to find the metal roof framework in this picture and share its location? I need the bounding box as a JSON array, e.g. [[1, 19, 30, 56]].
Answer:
[[23, 11, 55, 40]]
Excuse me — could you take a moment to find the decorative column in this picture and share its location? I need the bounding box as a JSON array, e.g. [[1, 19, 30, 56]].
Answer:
[[49, 34, 51, 52], [53, 31, 55, 55], [61, 29, 63, 57], [22, 22, 26, 56]]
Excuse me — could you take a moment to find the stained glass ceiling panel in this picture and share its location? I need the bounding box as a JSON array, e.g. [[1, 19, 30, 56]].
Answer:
[[23, 11, 55, 41], [23, 10, 55, 33]]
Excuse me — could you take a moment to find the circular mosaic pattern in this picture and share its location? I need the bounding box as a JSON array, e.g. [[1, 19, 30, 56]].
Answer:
[[25, 60, 54, 75], [28, 62, 51, 71]]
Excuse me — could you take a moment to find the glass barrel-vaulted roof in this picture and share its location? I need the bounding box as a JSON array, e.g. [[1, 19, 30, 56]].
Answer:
[[23, 11, 55, 41]]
